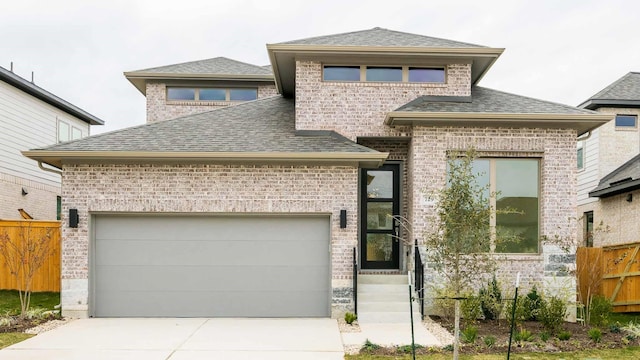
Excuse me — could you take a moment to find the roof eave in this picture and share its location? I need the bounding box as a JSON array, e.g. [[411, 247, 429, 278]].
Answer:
[[385, 112, 612, 135], [266, 44, 504, 97], [22, 150, 389, 169], [578, 99, 640, 110], [123, 72, 276, 95], [589, 179, 640, 198]]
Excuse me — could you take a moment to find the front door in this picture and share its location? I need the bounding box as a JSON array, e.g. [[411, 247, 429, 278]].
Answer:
[[360, 164, 400, 269]]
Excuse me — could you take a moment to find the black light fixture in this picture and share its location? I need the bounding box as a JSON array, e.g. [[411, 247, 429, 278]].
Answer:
[[627, 193, 633, 203], [21, 187, 28, 196], [340, 209, 347, 228], [69, 209, 79, 228]]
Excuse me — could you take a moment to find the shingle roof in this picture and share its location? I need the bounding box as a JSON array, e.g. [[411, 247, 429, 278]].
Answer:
[[36, 96, 376, 154], [396, 87, 595, 115], [127, 57, 273, 76], [277, 27, 487, 48], [579, 72, 640, 109], [0, 66, 104, 125], [590, 153, 640, 197]]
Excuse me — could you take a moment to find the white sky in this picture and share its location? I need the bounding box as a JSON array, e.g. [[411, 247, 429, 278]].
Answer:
[[2, 0, 639, 134]]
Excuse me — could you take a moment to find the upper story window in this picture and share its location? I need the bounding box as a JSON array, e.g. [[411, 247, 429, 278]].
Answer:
[[323, 65, 445, 83], [167, 87, 257, 102], [577, 141, 585, 170], [615, 114, 637, 129], [57, 119, 83, 143]]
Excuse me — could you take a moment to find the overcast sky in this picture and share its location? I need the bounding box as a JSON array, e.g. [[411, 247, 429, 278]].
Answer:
[[2, 0, 639, 134]]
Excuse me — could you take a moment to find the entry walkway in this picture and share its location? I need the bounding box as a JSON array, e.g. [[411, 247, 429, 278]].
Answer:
[[1, 318, 344, 360]]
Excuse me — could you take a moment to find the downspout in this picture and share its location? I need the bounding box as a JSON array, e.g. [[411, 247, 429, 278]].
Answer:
[[38, 161, 62, 176], [577, 130, 592, 142]]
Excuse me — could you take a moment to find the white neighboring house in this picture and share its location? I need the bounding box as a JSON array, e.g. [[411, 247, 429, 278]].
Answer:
[[0, 65, 104, 220]]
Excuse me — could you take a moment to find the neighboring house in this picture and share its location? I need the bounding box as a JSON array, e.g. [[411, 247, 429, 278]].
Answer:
[[577, 72, 640, 247], [24, 28, 609, 319], [0, 66, 103, 220], [123, 56, 277, 123]]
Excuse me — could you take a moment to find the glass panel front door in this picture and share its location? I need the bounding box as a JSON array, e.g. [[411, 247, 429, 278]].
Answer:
[[361, 164, 400, 269]]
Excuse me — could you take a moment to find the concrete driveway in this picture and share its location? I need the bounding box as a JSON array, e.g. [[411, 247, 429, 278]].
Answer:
[[1, 318, 344, 359]]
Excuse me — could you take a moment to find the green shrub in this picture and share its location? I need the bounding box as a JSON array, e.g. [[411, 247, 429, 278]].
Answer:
[[522, 286, 543, 321], [361, 339, 381, 352], [622, 322, 640, 339], [557, 330, 571, 341], [344, 312, 357, 325], [461, 325, 478, 343], [483, 335, 496, 348], [589, 295, 613, 327], [514, 328, 534, 342], [540, 331, 550, 342], [609, 321, 622, 333], [434, 286, 456, 320], [397, 344, 423, 353], [588, 328, 602, 343], [478, 276, 502, 320], [461, 294, 482, 325], [504, 296, 528, 327], [539, 296, 567, 334], [442, 344, 454, 351]]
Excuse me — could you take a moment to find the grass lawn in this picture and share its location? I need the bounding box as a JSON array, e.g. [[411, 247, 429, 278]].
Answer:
[[346, 346, 640, 359], [0, 290, 59, 315], [0, 333, 34, 349], [610, 312, 640, 325]]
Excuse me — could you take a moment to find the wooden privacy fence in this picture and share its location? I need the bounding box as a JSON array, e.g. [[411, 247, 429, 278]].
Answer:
[[577, 242, 640, 313], [0, 220, 61, 292]]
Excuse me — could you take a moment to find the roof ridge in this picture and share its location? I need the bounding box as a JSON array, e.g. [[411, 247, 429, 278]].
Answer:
[[474, 86, 595, 114], [370, 27, 487, 48], [582, 72, 637, 101], [129, 56, 269, 74]]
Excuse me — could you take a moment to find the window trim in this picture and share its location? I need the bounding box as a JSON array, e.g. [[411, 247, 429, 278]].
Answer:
[[166, 87, 258, 102], [614, 114, 638, 130], [322, 65, 446, 84]]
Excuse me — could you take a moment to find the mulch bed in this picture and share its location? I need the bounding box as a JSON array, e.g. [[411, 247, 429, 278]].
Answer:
[[0, 315, 58, 333]]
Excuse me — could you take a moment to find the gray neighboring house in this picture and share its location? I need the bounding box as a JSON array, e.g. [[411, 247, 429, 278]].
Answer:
[[0, 65, 103, 220], [577, 72, 640, 247], [24, 28, 609, 319]]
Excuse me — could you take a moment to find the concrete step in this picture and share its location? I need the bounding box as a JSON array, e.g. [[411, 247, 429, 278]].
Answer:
[[359, 301, 412, 312], [358, 292, 407, 302], [358, 283, 409, 294], [357, 310, 423, 324], [358, 274, 408, 284]]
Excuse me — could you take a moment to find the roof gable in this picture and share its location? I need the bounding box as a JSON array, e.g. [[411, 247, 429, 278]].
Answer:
[[0, 66, 104, 125], [128, 57, 273, 76], [277, 27, 487, 48], [579, 72, 640, 109]]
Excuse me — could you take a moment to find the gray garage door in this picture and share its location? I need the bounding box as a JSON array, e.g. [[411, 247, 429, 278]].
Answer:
[[93, 215, 330, 317]]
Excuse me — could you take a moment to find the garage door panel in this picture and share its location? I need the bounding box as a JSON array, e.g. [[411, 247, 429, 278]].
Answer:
[[95, 290, 329, 317], [93, 215, 331, 317], [96, 239, 328, 267]]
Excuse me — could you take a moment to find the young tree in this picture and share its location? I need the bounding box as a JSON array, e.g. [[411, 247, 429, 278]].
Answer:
[[0, 223, 55, 316], [426, 150, 508, 359]]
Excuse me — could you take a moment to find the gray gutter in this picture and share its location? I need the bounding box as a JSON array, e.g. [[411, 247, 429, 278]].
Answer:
[[0, 66, 104, 125]]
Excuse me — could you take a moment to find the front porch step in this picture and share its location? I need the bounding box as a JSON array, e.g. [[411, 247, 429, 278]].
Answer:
[[358, 274, 408, 284], [357, 310, 423, 324], [359, 301, 412, 312], [359, 292, 407, 302], [358, 284, 408, 293], [357, 273, 422, 325]]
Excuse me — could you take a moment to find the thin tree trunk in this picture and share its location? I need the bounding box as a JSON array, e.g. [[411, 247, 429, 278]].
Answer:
[[454, 299, 460, 360]]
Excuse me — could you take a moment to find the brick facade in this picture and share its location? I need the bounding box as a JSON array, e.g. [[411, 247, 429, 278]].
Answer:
[[0, 172, 60, 220], [145, 83, 279, 123], [60, 163, 358, 318]]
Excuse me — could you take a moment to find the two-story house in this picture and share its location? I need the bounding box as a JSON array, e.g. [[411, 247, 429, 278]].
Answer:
[[24, 28, 609, 319], [577, 72, 640, 247], [0, 66, 103, 220]]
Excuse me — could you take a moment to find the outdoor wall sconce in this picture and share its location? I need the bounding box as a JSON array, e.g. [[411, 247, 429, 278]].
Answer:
[[21, 187, 28, 196], [69, 209, 79, 228], [340, 209, 347, 228], [627, 194, 633, 203]]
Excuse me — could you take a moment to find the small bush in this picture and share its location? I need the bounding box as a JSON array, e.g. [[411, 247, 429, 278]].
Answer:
[[514, 328, 534, 343], [539, 296, 567, 334], [540, 331, 550, 342], [461, 325, 478, 343], [433, 286, 456, 320], [609, 321, 622, 333], [479, 276, 502, 320], [557, 330, 572, 341], [503, 296, 528, 327], [344, 312, 357, 325], [397, 344, 423, 353], [483, 335, 496, 348], [522, 286, 543, 321], [588, 328, 602, 343], [461, 294, 482, 325], [361, 339, 381, 352], [23, 308, 48, 320], [622, 322, 640, 339], [589, 295, 613, 327]]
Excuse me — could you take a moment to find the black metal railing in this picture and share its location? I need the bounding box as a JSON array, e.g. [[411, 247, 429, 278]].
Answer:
[[353, 247, 358, 315], [414, 239, 425, 318]]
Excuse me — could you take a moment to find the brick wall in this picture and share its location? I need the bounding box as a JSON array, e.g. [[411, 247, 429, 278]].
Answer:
[[595, 107, 640, 179], [146, 83, 279, 123], [0, 172, 60, 220], [60, 163, 358, 318], [295, 61, 471, 140], [409, 126, 577, 310]]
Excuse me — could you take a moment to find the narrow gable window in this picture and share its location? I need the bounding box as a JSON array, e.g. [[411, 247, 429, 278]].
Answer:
[[229, 89, 258, 101], [615, 114, 637, 128], [366, 67, 402, 82], [199, 89, 226, 101], [167, 88, 195, 101], [577, 141, 584, 170], [323, 66, 360, 81], [409, 67, 445, 83]]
